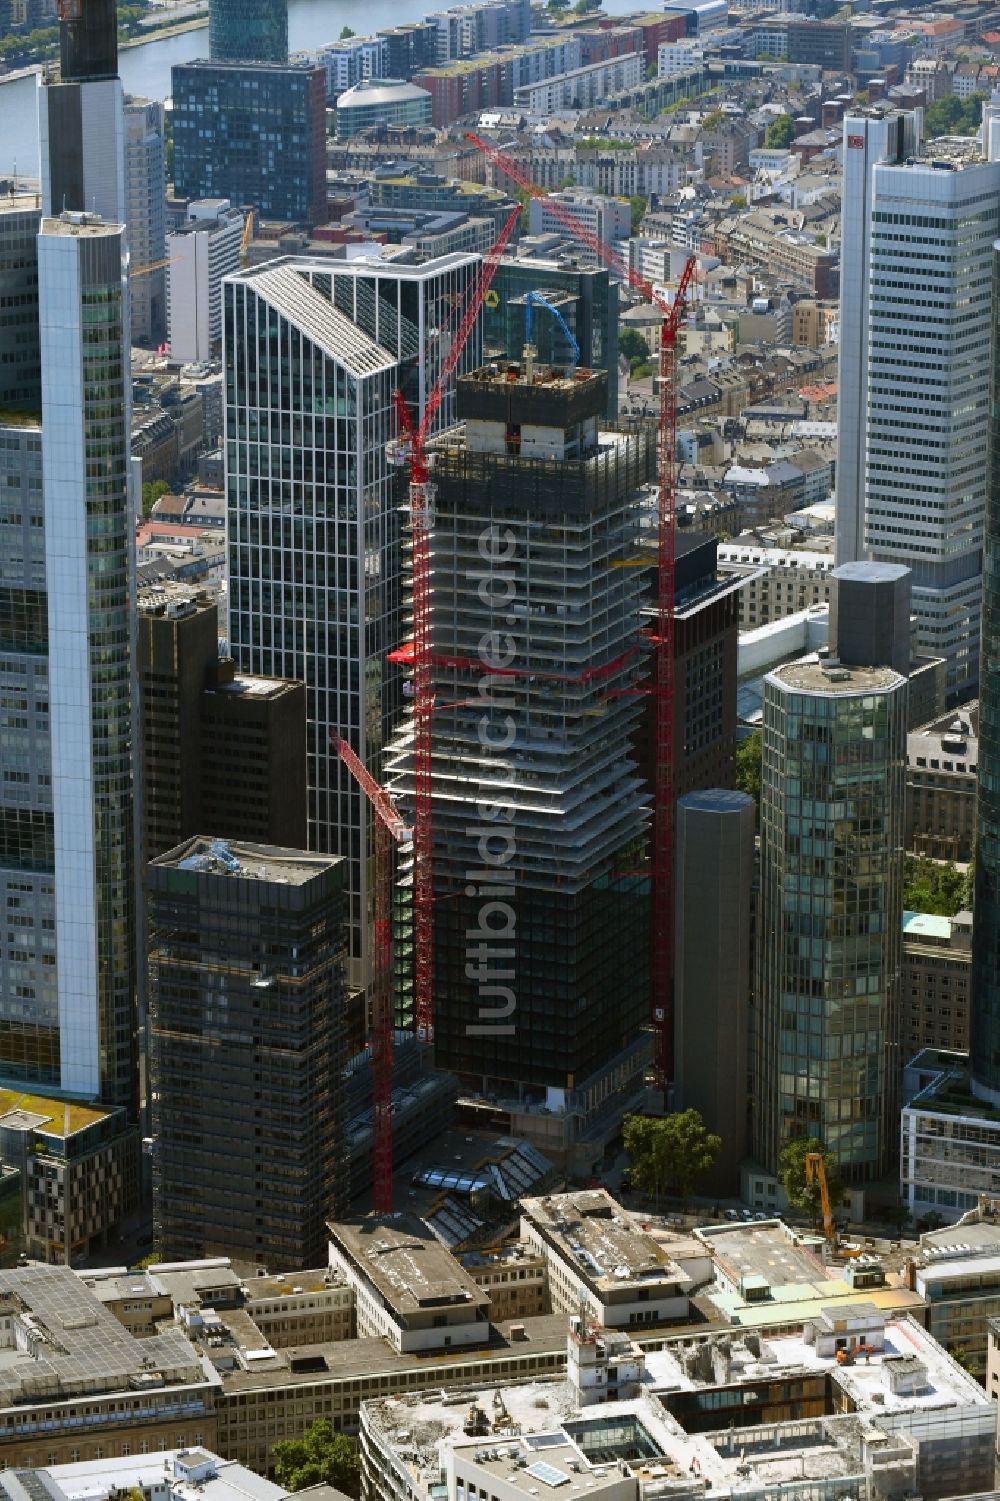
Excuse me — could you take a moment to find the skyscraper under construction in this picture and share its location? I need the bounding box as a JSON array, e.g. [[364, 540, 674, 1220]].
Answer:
[[385, 360, 654, 1172]]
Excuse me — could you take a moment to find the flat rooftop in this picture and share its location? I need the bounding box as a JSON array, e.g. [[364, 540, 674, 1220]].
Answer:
[[153, 837, 335, 886], [769, 657, 904, 695], [331, 1214, 490, 1319], [696, 1221, 829, 1290], [42, 213, 120, 238], [522, 1192, 688, 1295], [0, 1089, 115, 1138], [247, 1270, 342, 1299]]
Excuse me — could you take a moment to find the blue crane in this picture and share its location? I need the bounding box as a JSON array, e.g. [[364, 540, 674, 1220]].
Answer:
[[523, 289, 580, 373]]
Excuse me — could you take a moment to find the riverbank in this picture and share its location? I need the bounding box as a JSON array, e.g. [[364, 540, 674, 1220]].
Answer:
[[121, 13, 207, 48]]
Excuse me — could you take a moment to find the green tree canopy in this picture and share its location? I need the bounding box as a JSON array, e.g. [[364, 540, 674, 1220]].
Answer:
[[339, 24, 356, 37], [623, 1109, 721, 1203], [272, 1420, 360, 1499], [735, 729, 761, 814], [903, 856, 972, 917], [618, 327, 649, 363], [629, 194, 647, 232], [573, 0, 601, 14], [141, 478, 171, 518], [924, 92, 986, 139], [764, 113, 795, 149], [778, 1136, 843, 1221]]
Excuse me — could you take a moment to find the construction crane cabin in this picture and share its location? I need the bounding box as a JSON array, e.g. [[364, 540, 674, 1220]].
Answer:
[[465, 131, 697, 1095]]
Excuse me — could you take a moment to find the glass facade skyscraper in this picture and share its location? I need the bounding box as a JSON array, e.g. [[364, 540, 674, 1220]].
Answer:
[[225, 261, 399, 993], [209, 0, 287, 63], [754, 658, 907, 1183]]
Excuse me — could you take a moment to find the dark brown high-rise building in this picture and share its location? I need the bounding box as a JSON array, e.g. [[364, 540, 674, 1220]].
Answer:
[[137, 583, 307, 862]]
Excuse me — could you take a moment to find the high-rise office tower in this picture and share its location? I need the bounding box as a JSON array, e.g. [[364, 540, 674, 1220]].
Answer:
[[0, 192, 41, 409], [300, 251, 480, 434], [171, 61, 326, 226], [124, 97, 166, 344], [39, 214, 135, 1108], [225, 261, 399, 993], [674, 788, 755, 1196], [970, 241, 1000, 1105], [149, 837, 346, 1269], [209, 0, 287, 63], [837, 111, 999, 697], [166, 200, 244, 364], [754, 658, 907, 1183], [383, 361, 654, 1171], [38, 0, 124, 225]]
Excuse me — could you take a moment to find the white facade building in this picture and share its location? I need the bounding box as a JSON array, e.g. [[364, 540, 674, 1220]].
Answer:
[[528, 189, 631, 246], [167, 199, 243, 365], [658, 40, 704, 75], [837, 114, 996, 696], [513, 53, 643, 114], [38, 213, 135, 1106], [718, 542, 835, 626], [318, 34, 387, 99]]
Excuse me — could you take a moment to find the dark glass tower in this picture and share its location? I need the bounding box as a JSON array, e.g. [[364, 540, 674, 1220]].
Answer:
[[209, 0, 287, 63], [970, 242, 1000, 1103], [60, 0, 117, 80]]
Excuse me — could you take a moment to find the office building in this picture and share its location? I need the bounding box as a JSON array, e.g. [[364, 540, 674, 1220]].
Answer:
[[137, 582, 307, 862], [971, 239, 1000, 1105], [900, 1049, 1000, 1223], [753, 657, 907, 1185], [36, 214, 135, 1108], [527, 190, 631, 247], [674, 789, 754, 1195], [225, 261, 399, 992], [171, 60, 327, 225], [906, 706, 977, 860], [830, 560, 911, 677], [901, 910, 972, 1065], [38, 0, 124, 226], [166, 199, 244, 364], [299, 249, 480, 433], [20, 1450, 306, 1501], [383, 362, 655, 1173], [360, 1313, 996, 1501], [149, 837, 347, 1270], [485, 249, 619, 420], [335, 79, 432, 140], [837, 116, 998, 695], [209, 0, 287, 63], [124, 97, 167, 344]]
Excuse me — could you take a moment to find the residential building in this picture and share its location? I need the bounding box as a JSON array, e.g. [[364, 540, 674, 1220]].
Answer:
[[224, 260, 399, 992], [484, 247, 619, 416], [328, 1214, 491, 1353], [520, 1191, 691, 1329], [838, 118, 998, 696], [124, 97, 166, 344], [754, 658, 907, 1184], [335, 79, 432, 139], [318, 34, 387, 100], [658, 39, 704, 73], [0, 1089, 137, 1263], [513, 54, 643, 114], [527, 190, 631, 247], [167, 199, 243, 365], [383, 364, 655, 1172], [149, 837, 348, 1270], [38, 0, 124, 227], [902, 911, 973, 1062], [674, 790, 754, 1196], [171, 61, 327, 225], [208, 0, 287, 62], [971, 238, 1000, 1106], [137, 581, 307, 862], [359, 1312, 996, 1501], [38, 214, 135, 1108], [906, 708, 978, 860], [0, 1264, 219, 1466], [718, 542, 834, 627]]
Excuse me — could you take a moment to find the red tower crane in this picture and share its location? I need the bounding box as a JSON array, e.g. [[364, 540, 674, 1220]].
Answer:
[[464, 133, 696, 1092], [390, 203, 520, 1050], [338, 204, 520, 1213]]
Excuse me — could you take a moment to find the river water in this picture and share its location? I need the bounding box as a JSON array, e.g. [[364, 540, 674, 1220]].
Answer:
[[0, 0, 649, 174]]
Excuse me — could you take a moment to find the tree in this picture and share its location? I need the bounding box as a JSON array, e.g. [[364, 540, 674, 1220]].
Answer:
[[546, 0, 569, 14], [573, 0, 601, 14], [764, 113, 795, 149], [623, 1109, 721, 1205], [618, 327, 649, 363], [272, 1421, 361, 1499], [903, 856, 970, 918], [778, 1137, 843, 1222], [730, 193, 747, 210], [141, 478, 171, 518], [735, 729, 761, 815], [339, 24, 355, 37], [629, 194, 647, 233], [924, 91, 986, 139]]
